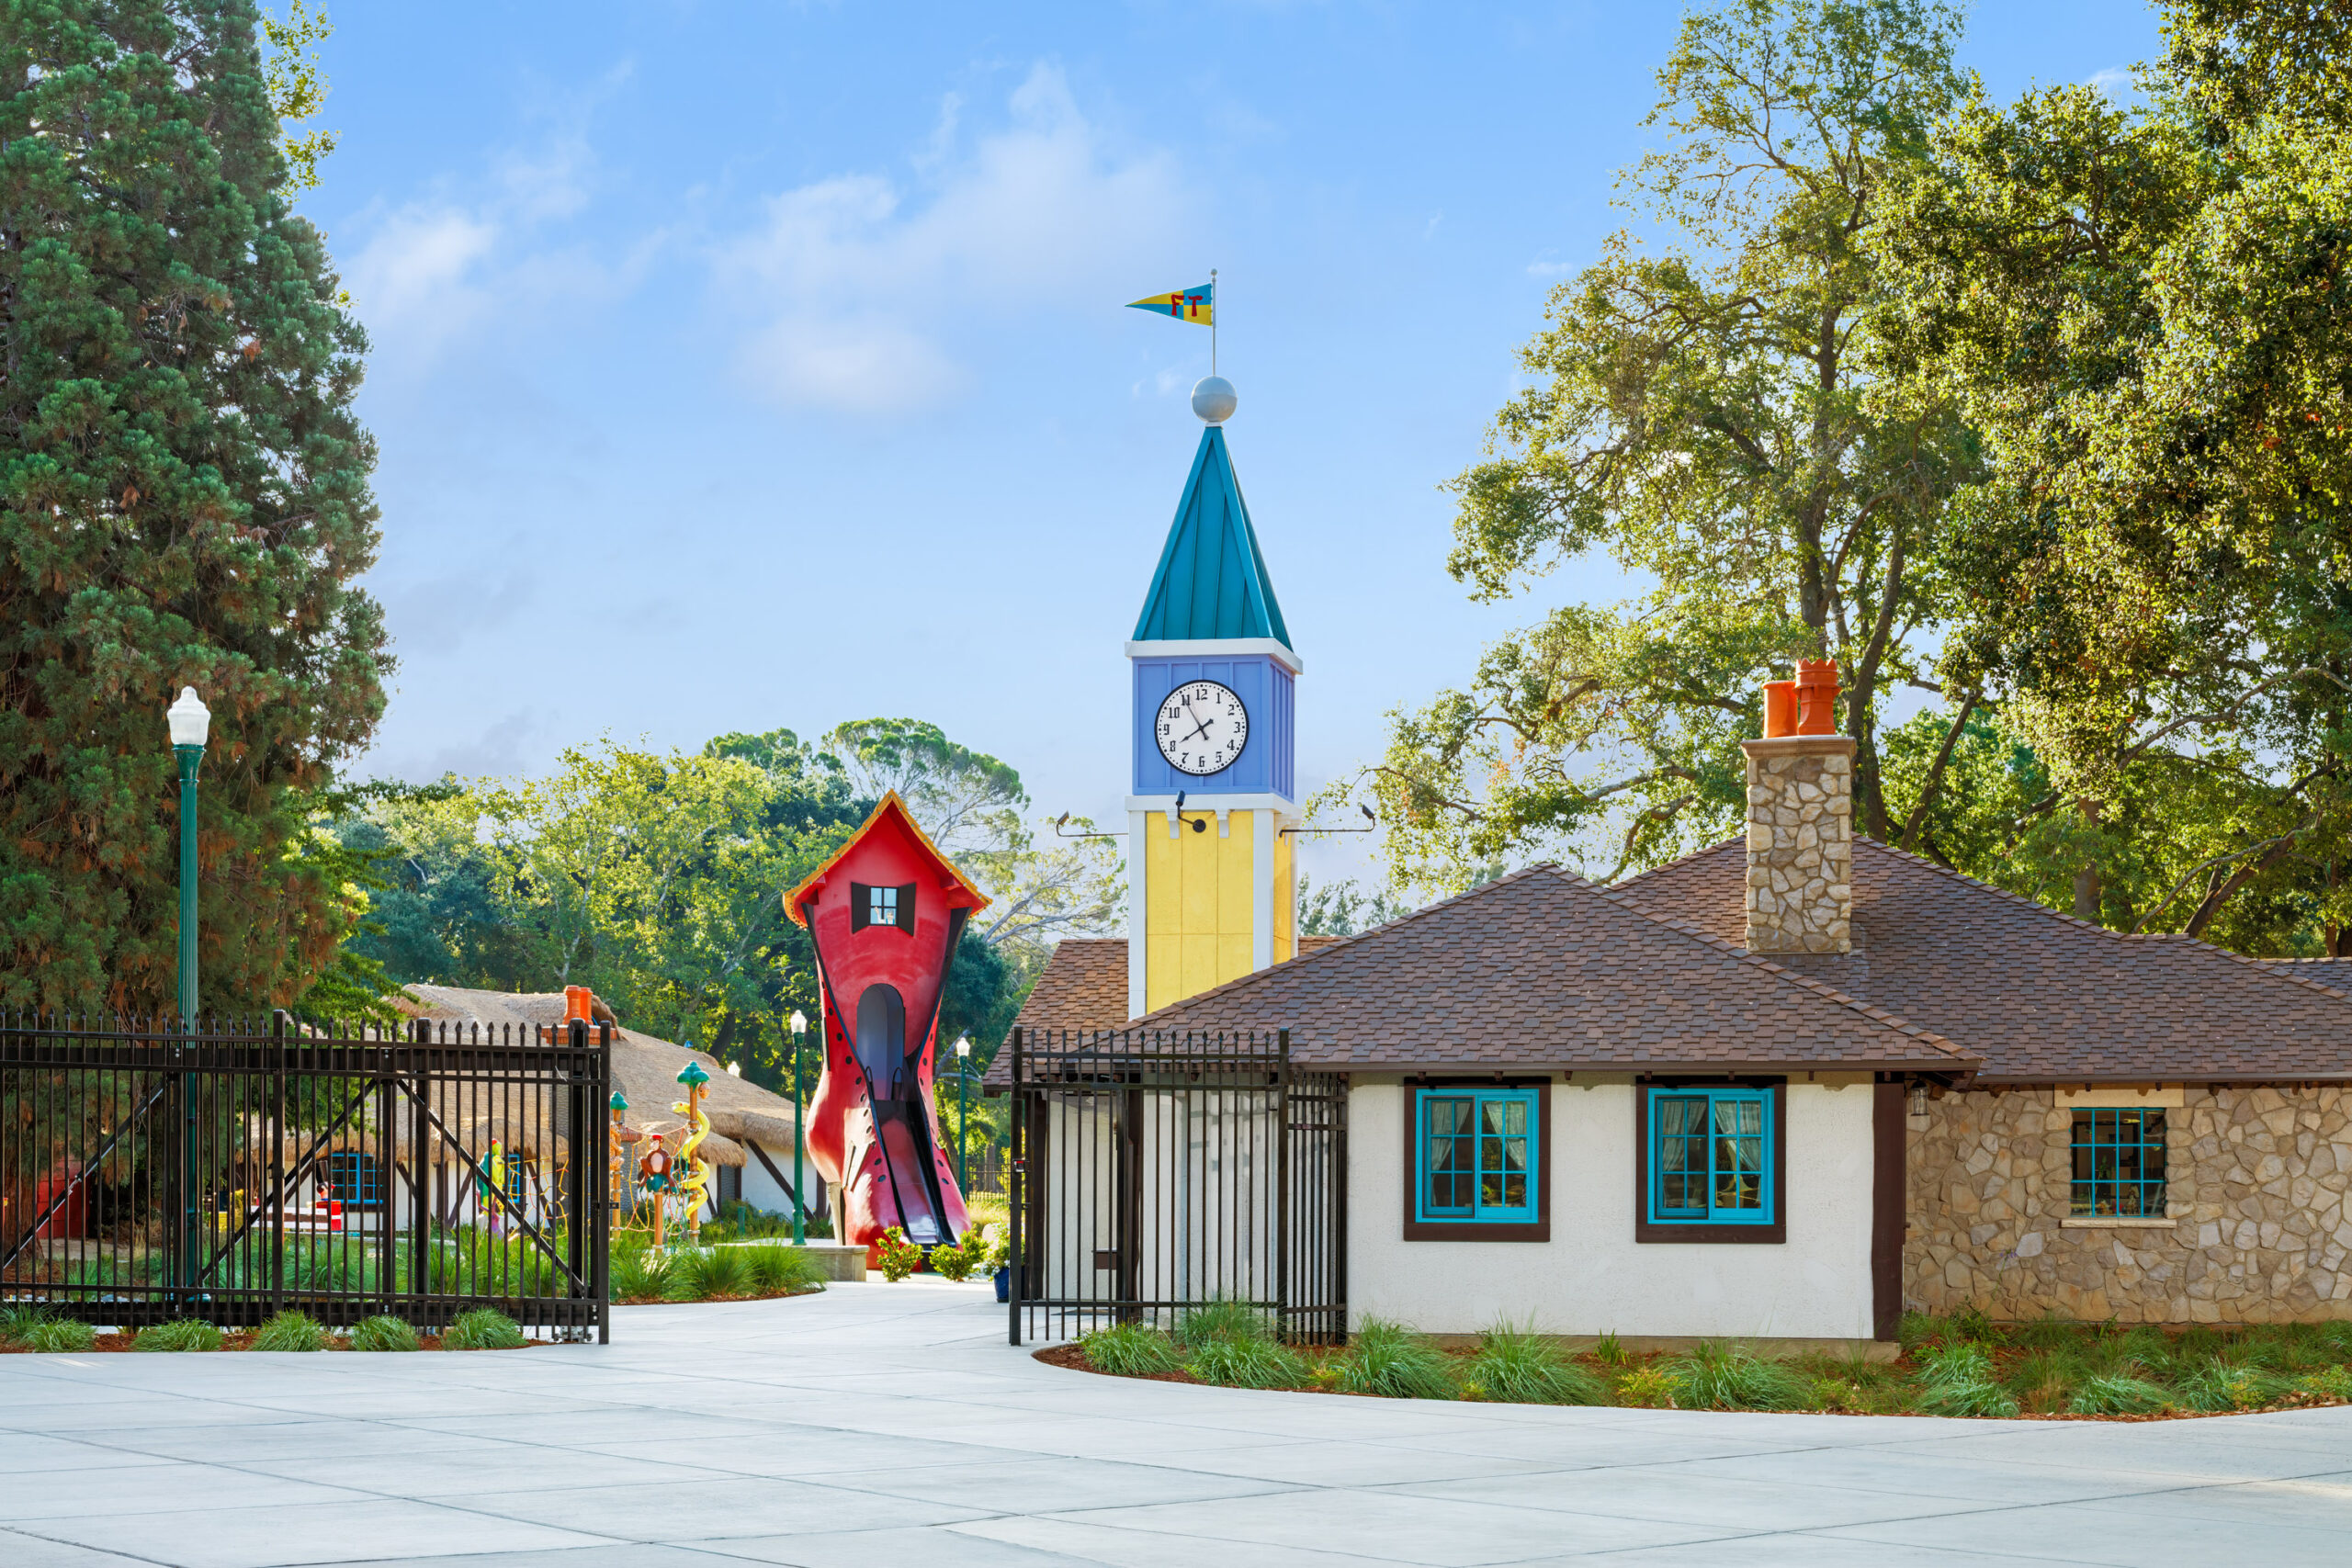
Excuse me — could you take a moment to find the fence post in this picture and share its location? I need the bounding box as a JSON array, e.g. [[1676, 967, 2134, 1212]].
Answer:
[[593, 1020, 611, 1344], [410, 1020, 430, 1309], [270, 1010, 286, 1316], [1007, 1027, 1023, 1346], [1276, 1030, 1291, 1342]]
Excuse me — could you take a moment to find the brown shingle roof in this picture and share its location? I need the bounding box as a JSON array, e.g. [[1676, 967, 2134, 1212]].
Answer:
[[998, 867, 1973, 1077], [1613, 839, 2352, 1083]]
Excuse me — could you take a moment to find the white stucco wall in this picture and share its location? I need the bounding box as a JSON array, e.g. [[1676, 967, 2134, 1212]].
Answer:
[[1349, 1080, 1877, 1339]]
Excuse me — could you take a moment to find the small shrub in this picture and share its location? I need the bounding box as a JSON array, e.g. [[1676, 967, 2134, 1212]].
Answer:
[[133, 1319, 221, 1353], [2296, 1363, 2352, 1402], [1807, 1375, 1865, 1413], [1186, 1333, 1308, 1389], [349, 1315, 420, 1353], [2177, 1359, 2290, 1412], [1175, 1298, 1272, 1349], [1951, 1306, 1999, 1345], [251, 1311, 327, 1352], [21, 1317, 96, 1353], [1615, 1365, 1679, 1408], [442, 1309, 527, 1350], [741, 1245, 821, 1296], [1589, 1331, 1629, 1367], [1668, 1341, 1808, 1411], [1081, 1324, 1183, 1378], [0, 1305, 57, 1346], [1895, 1311, 1948, 1354], [1914, 1342, 2020, 1418], [1336, 1317, 1458, 1400], [611, 1247, 668, 1302], [873, 1227, 923, 1282], [2009, 1349, 2084, 1413], [927, 1232, 984, 1282], [667, 1247, 752, 1302], [1467, 1325, 1605, 1406], [2069, 1372, 2172, 1416]]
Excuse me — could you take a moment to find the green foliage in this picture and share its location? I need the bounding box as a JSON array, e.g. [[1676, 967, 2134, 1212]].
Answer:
[[348, 1314, 419, 1353], [1364, 0, 1973, 891], [1614, 1364, 1680, 1408], [1466, 1325, 1607, 1405], [2297, 1363, 2352, 1402], [252, 1311, 327, 1352], [1913, 1342, 2020, 1418], [1589, 1330, 1628, 1367], [0, 0, 387, 1013], [259, 2, 338, 197], [1336, 1317, 1458, 1400], [872, 1227, 922, 1282], [611, 1243, 669, 1303], [1666, 1340, 1809, 1411], [1174, 1299, 1275, 1349], [926, 1230, 986, 1283], [133, 1319, 222, 1353], [17, 1317, 96, 1353], [740, 1244, 821, 1296], [1185, 1334, 1309, 1390], [666, 1247, 752, 1302], [1296, 875, 1411, 938], [2069, 1373, 2173, 1416], [2177, 1359, 2292, 1412], [441, 1309, 526, 1350], [0, 1305, 54, 1346], [1080, 1324, 1184, 1378]]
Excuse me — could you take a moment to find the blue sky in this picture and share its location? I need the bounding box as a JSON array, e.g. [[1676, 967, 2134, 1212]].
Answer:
[[325, 0, 2162, 885]]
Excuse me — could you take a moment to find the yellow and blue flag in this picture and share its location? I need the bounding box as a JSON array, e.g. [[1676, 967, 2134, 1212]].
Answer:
[[1128, 283, 1213, 326]]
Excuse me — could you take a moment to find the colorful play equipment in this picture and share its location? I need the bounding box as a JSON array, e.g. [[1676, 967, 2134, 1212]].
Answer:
[[786, 791, 989, 1256], [673, 1059, 713, 1247], [638, 1132, 674, 1253]]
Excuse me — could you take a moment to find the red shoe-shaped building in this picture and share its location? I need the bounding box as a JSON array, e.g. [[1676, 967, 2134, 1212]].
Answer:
[[786, 791, 988, 1253]]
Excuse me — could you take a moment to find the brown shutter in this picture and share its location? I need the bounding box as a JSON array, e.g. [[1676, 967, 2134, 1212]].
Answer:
[[895, 882, 917, 933], [850, 883, 872, 932]]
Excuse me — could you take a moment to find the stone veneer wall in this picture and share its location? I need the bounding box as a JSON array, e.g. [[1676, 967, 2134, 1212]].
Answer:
[[1907, 1086, 2352, 1323], [1741, 737, 1852, 954]]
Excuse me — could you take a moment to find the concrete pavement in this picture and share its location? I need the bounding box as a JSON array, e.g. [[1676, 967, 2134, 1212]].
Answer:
[[2, 1280, 2348, 1565]]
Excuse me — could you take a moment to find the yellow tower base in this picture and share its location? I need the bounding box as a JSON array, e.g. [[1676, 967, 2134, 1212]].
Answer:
[[1131, 805, 1295, 1016]]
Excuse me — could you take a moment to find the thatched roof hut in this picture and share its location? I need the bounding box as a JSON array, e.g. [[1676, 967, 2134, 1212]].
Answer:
[[396, 987, 805, 1169]]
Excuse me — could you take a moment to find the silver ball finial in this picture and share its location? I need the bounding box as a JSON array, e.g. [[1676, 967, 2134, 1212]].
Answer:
[[1191, 376, 1236, 424]]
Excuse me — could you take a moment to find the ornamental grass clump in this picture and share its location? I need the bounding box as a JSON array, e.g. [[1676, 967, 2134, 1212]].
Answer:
[[1466, 1325, 1605, 1405], [667, 1247, 752, 1302], [1080, 1324, 1184, 1378], [742, 1244, 822, 1296], [1912, 1341, 2019, 1418], [19, 1317, 96, 1353], [251, 1311, 327, 1353], [2069, 1371, 2173, 1416], [0, 1305, 58, 1347], [349, 1315, 421, 1353], [1185, 1333, 1309, 1389], [1666, 1340, 1808, 1411], [442, 1309, 528, 1350], [1334, 1316, 1457, 1400], [611, 1244, 668, 1303], [133, 1319, 221, 1352]]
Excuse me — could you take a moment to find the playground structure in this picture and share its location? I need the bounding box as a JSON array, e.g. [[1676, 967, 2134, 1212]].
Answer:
[[786, 792, 989, 1256]]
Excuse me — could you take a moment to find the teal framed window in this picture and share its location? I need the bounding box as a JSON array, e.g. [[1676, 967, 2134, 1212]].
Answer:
[[2071, 1109, 2165, 1218], [1408, 1085, 1544, 1235], [325, 1151, 384, 1210], [1645, 1087, 1775, 1228]]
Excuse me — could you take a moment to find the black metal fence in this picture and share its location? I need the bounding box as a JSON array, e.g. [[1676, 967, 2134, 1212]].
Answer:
[[1005, 1027, 1346, 1345], [0, 1014, 611, 1339]]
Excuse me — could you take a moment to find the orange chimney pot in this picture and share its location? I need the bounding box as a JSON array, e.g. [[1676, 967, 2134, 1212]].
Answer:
[[563, 984, 594, 1023], [1794, 659, 1840, 735]]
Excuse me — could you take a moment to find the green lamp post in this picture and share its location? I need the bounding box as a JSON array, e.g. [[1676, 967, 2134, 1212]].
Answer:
[[788, 1009, 808, 1245], [953, 1034, 972, 1194], [166, 686, 209, 1291]]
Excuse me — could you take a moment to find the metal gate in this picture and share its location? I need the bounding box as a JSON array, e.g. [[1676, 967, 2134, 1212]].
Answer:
[[1006, 1027, 1345, 1345], [0, 1013, 610, 1339]]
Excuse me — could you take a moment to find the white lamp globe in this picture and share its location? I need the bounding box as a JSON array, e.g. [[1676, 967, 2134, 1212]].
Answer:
[[788, 1010, 808, 1036], [955, 1034, 971, 1058], [166, 687, 210, 748], [1191, 376, 1237, 424]]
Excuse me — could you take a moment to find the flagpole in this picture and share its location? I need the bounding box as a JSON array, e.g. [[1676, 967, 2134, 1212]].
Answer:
[[1211, 267, 1218, 376]]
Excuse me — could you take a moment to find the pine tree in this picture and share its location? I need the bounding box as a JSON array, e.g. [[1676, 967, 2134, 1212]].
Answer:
[[0, 1, 386, 1014]]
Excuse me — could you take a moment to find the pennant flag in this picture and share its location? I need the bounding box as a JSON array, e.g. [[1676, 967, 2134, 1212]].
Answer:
[[1128, 283, 1214, 326]]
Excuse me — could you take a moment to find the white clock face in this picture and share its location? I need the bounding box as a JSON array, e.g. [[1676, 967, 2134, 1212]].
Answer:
[[1155, 681, 1250, 775]]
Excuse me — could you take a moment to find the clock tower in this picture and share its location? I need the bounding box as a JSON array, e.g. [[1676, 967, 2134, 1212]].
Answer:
[[1126, 378, 1299, 1018]]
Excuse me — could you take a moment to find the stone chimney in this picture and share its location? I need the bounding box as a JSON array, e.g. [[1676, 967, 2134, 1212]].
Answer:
[[1743, 660, 1852, 954]]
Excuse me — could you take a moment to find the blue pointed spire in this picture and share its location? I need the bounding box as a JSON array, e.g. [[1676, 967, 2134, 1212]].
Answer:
[[1132, 427, 1293, 649]]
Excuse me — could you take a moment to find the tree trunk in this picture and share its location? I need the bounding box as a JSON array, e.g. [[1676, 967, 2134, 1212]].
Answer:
[[2073, 799, 2102, 923]]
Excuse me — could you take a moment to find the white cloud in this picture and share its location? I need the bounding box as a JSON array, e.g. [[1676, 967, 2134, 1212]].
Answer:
[[2087, 65, 2137, 99], [722, 63, 1195, 414], [1526, 259, 1575, 278], [346, 207, 498, 352]]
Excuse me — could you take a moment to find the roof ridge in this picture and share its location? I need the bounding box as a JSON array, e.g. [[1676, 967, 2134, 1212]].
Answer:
[[1609, 835, 1743, 887], [1584, 888, 1977, 1065]]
